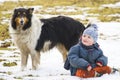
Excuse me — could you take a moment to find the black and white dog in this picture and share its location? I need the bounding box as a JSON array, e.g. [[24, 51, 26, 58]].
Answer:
[[9, 8, 85, 70]]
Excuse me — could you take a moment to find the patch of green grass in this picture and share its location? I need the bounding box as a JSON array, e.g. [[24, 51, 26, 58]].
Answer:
[[27, 74, 34, 77], [0, 71, 12, 75], [0, 0, 118, 10], [88, 7, 120, 15], [7, 71, 13, 75], [0, 59, 6, 62], [88, 7, 120, 22], [14, 76, 23, 80], [3, 62, 17, 67], [0, 24, 10, 41], [99, 15, 120, 22], [36, 0, 119, 7], [39, 9, 82, 15], [0, 78, 5, 80], [0, 42, 11, 48], [0, 47, 11, 50]]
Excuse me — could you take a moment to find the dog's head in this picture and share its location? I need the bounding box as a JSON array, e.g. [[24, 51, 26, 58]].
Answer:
[[11, 8, 34, 30]]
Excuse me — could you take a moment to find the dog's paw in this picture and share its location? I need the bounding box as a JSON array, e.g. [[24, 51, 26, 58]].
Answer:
[[21, 66, 26, 71], [32, 65, 39, 70]]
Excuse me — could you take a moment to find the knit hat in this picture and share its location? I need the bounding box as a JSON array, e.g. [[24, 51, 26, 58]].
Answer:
[[83, 24, 98, 43]]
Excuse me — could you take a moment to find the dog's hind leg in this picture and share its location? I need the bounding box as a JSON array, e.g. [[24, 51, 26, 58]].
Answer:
[[30, 52, 40, 70], [35, 52, 40, 65], [57, 44, 68, 62]]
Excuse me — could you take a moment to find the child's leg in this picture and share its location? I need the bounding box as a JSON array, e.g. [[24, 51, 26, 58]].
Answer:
[[75, 66, 111, 78], [75, 69, 95, 78], [93, 66, 111, 74], [76, 66, 111, 78]]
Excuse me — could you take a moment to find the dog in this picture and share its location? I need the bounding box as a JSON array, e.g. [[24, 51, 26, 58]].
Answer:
[[9, 8, 85, 70]]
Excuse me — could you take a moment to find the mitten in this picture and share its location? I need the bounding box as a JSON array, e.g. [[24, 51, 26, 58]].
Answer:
[[87, 65, 92, 71]]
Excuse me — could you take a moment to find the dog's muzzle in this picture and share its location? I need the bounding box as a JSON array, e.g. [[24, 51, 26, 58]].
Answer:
[[15, 17, 25, 26], [20, 18, 25, 26]]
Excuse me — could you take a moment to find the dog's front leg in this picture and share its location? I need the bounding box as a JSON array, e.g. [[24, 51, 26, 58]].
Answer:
[[30, 52, 40, 70], [21, 52, 29, 71]]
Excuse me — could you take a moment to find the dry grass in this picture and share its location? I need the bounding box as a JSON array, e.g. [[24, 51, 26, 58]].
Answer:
[[0, 0, 119, 40], [88, 7, 120, 22]]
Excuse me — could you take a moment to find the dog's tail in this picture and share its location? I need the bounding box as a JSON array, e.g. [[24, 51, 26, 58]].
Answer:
[[85, 20, 98, 29]]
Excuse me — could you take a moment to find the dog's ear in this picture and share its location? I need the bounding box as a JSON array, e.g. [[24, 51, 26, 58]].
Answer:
[[86, 23, 91, 29], [28, 8, 34, 14], [13, 9, 18, 14]]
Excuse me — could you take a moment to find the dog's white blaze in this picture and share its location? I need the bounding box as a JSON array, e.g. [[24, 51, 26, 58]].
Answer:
[[29, 15, 43, 54]]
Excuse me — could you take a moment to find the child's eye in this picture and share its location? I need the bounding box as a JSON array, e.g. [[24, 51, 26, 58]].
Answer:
[[88, 36, 91, 38], [88, 36, 93, 39], [83, 35, 86, 37]]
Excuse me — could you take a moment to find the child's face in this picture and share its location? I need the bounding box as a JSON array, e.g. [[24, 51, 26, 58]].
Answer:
[[81, 34, 94, 46]]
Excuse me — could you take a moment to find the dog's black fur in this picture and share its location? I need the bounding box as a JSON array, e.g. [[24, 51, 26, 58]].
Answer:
[[36, 16, 85, 52]]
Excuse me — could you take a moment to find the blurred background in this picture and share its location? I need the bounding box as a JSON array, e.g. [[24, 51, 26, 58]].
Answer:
[[0, 0, 120, 46]]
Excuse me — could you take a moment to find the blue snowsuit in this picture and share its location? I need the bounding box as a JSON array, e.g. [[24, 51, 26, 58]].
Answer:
[[64, 42, 108, 76]]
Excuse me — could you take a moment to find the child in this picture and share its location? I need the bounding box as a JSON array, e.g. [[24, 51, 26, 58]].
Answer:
[[64, 24, 117, 78]]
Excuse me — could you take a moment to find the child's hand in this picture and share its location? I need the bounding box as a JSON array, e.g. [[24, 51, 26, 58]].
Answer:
[[87, 65, 92, 71], [96, 62, 103, 67]]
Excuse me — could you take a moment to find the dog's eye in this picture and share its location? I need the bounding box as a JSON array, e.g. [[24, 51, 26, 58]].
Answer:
[[23, 12, 26, 15], [17, 12, 20, 15]]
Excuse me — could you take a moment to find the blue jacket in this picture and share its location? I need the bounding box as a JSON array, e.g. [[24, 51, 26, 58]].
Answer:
[[64, 42, 108, 76]]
